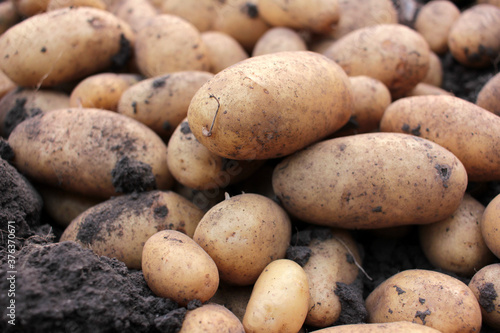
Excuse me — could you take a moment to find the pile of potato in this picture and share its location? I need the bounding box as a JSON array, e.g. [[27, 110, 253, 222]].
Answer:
[[1, 0, 500, 332]]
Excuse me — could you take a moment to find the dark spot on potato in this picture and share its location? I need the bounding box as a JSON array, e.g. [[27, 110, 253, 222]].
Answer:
[[372, 206, 382, 213], [478, 282, 498, 313], [180, 121, 191, 135], [415, 309, 431, 325], [411, 124, 421, 136], [131, 101, 137, 114], [110, 34, 132, 70], [402, 123, 410, 132], [346, 253, 354, 264], [187, 299, 202, 310], [285, 246, 311, 266], [339, 143, 347, 151], [393, 285, 406, 295], [154, 205, 169, 219], [111, 156, 157, 194], [241, 2, 259, 18], [419, 298, 426, 304], [0, 138, 14, 162], [152, 76, 168, 89], [435, 163, 451, 188], [40, 47, 46, 53]]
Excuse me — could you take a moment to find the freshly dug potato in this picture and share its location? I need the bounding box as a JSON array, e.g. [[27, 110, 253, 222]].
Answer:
[[209, 283, 253, 322], [323, 24, 430, 98], [60, 190, 203, 269], [481, 193, 500, 258], [414, 0, 460, 55], [118, 71, 213, 139], [0, 7, 135, 88], [468, 263, 500, 330], [365, 269, 482, 332], [167, 120, 264, 190], [312, 321, 442, 332], [142, 229, 219, 306], [419, 194, 496, 277], [187, 51, 353, 160], [476, 72, 500, 116], [242, 259, 310, 333], [380, 95, 500, 181], [252, 27, 307, 57], [272, 132, 468, 229], [134, 14, 211, 77], [421, 51, 443, 87], [69, 73, 141, 111], [0, 1, 20, 35], [193, 193, 291, 286], [47, 0, 107, 11], [179, 303, 245, 333], [109, 0, 158, 33], [152, 0, 218, 32], [448, 4, 500, 68], [201, 31, 249, 74], [258, 0, 340, 34], [405, 83, 454, 97], [8, 108, 173, 199]]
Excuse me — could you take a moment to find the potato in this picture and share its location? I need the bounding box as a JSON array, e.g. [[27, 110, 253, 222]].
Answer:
[[419, 194, 496, 277], [380, 95, 500, 181], [242, 259, 310, 333], [481, 193, 500, 258], [187, 51, 353, 160], [142, 229, 219, 306], [272, 132, 468, 229], [173, 181, 226, 213], [258, 0, 340, 34], [312, 321, 442, 333], [209, 283, 253, 322], [252, 27, 307, 57], [404, 83, 454, 97], [193, 193, 291, 286], [117, 71, 213, 139], [448, 4, 500, 68], [365, 269, 482, 332], [69, 73, 141, 111], [0, 1, 20, 35], [12, 0, 50, 17], [134, 14, 211, 77], [421, 51, 443, 87], [179, 303, 244, 333], [0, 70, 16, 102], [154, 0, 218, 32], [476, 72, 500, 116], [47, 0, 107, 11], [8, 108, 173, 199], [323, 24, 430, 98], [414, 1, 460, 55], [0, 7, 135, 88], [109, 0, 158, 33], [167, 119, 264, 190], [201, 31, 249, 74], [468, 263, 500, 330], [478, 0, 500, 7]]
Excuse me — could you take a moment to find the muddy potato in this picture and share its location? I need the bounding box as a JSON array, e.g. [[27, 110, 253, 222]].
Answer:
[[252, 27, 307, 57], [421, 52, 443, 87], [476, 72, 500, 116], [193, 193, 291, 286], [312, 321, 442, 333], [419, 194, 496, 277], [481, 193, 500, 258], [380, 95, 500, 181], [142, 229, 219, 305], [8, 108, 173, 199], [109, 0, 158, 33], [468, 263, 500, 329], [201, 31, 249, 74], [323, 24, 430, 98], [272, 132, 468, 229], [0, 7, 135, 88], [118, 71, 213, 139], [187, 51, 353, 160], [0, 1, 20, 35], [179, 303, 244, 333], [405, 83, 454, 97], [365, 269, 482, 332], [448, 4, 500, 68]]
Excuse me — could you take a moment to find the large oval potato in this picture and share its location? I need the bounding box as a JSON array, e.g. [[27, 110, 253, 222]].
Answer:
[[468, 263, 500, 330], [272, 132, 468, 229], [8, 108, 173, 199], [188, 51, 353, 160], [0, 7, 135, 87], [312, 322, 442, 333]]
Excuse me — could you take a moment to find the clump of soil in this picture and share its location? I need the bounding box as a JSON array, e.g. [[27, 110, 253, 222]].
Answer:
[[111, 156, 157, 194]]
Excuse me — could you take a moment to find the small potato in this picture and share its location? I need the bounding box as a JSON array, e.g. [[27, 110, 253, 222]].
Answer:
[[448, 4, 500, 68], [153, 0, 218, 32], [365, 269, 482, 332], [243, 259, 310, 333], [0, 1, 20, 35], [12, 0, 50, 17], [312, 321, 442, 333], [419, 194, 496, 277], [193, 193, 291, 286], [142, 230, 219, 306], [252, 27, 307, 57], [468, 263, 500, 329], [404, 83, 454, 97], [421, 51, 443, 87], [47, 0, 107, 11], [109, 0, 158, 33], [179, 303, 244, 333], [69, 73, 141, 111], [414, 1, 460, 55], [481, 193, 500, 258], [201, 31, 249, 74], [476, 72, 500, 116], [117, 71, 214, 139], [209, 283, 253, 322]]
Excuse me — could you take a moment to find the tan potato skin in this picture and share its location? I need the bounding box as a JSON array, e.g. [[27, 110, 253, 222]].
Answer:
[[201, 31, 249, 74], [468, 264, 500, 329], [380, 95, 500, 182], [312, 321, 442, 332], [422, 51, 443, 87], [365, 269, 482, 333], [404, 83, 454, 97], [8, 108, 173, 199], [188, 51, 353, 160], [272, 132, 468, 229], [109, 0, 159, 33], [476, 72, 500, 116], [47, 0, 107, 11], [179, 303, 245, 333], [0, 1, 20, 35], [252, 27, 307, 57], [0, 7, 135, 87], [481, 194, 500, 258], [155, 0, 219, 32]]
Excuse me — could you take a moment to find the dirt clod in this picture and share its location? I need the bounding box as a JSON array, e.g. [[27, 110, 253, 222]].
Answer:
[[111, 156, 157, 194]]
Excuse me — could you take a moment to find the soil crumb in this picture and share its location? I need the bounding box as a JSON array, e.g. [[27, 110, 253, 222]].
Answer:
[[334, 279, 368, 325], [111, 156, 157, 194]]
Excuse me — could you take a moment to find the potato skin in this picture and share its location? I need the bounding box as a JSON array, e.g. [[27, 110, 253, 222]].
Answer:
[[312, 321, 442, 333], [365, 269, 482, 332], [481, 193, 500, 259], [476, 72, 500, 116], [272, 132, 468, 229], [201, 31, 249, 74], [252, 27, 307, 57], [188, 51, 353, 160], [468, 264, 500, 329], [179, 303, 245, 333]]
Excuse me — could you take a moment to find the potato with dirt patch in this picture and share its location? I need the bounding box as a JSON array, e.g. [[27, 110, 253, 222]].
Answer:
[[179, 303, 245, 333], [481, 193, 500, 259], [468, 263, 500, 330]]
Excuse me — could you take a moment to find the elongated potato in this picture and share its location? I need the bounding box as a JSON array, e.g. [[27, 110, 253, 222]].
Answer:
[[0, 7, 135, 87], [187, 51, 353, 160], [272, 132, 468, 229], [313, 322, 442, 333]]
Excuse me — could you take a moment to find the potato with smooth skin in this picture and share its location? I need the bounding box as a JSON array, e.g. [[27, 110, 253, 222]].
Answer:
[[8, 108, 173, 199], [476, 72, 500, 116], [404, 83, 454, 97], [481, 193, 500, 259], [142, 230, 219, 306], [468, 263, 500, 329], [272, 132, 468, 229], [365, 269, 482, 332], [109, 0, 159, 33], [243, 259, 310, 333], [179, 303, 245, 333], [422, 52, 443, 87], [252, 27, 307, 57], [153, 0, 218, 32], [0, 1, 20, 35], [380, 95, 500, 182], [201, 31, 249, 74], [187, 51, 353, 160], [193, 193, 291, 286], [0, 7, 135, 88], [312, 321, 442, 333]]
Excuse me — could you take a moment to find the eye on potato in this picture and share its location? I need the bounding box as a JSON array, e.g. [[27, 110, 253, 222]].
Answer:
[[201, 31, 249, 74], [481, 193, 500, 259], [476, 72, 500, 116], [179, 303, 244, 333], [468, 263, 500, 330], [252, 27, 307, 57]]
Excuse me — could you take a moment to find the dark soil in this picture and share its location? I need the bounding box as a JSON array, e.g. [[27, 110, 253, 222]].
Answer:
[[111, 156, 157, 194]]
